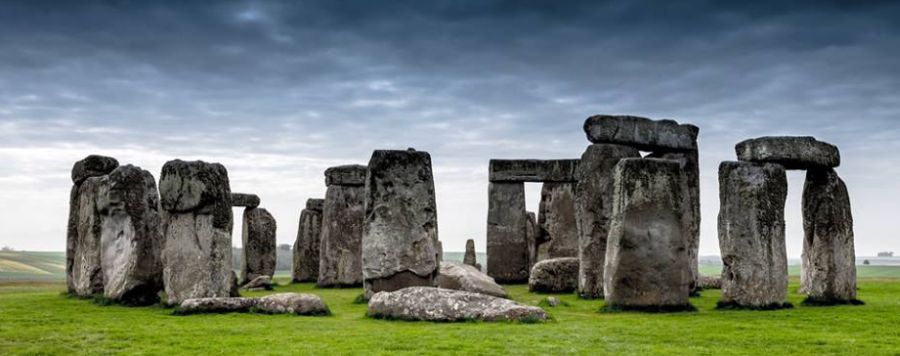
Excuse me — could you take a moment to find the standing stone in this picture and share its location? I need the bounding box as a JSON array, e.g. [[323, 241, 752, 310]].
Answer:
[[159, 160, 234, 305], [98, 165, 164, 305], [525, 211, 539, 270], [537, 182, 578, 259], [575, 144, 640, 299], [486, 182, 529, 283], [717, 161, 790, 309], [801, 168, 858, 304], [292, 198, 324, 283], [241, 207, 277, 284], [464, 239, 477, 267], [362, 149, 439, 298], [604, 158, 693, 311], [71, 176, 107, 297], [67, 155, 118, 295], [317, 165, 366, 287]]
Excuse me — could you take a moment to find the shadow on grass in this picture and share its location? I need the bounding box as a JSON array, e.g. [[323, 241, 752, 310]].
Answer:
[[600, 303, 697, 313], [801, 298, 864, 307], [715, 301, 794, 311]]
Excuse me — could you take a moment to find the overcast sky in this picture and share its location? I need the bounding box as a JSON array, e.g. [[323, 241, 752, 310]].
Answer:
[[1, 0, 898, 257]]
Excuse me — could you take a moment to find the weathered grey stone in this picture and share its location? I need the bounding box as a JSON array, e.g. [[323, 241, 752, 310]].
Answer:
[[717, 161, 790, 309], [241, 275, 273, 291], [488, 159, 580, 182], [436, 262, 507, 298], [735, 136, 840, 170], [229, 271, 240, 297], [98, 165, 164, 305], [255, 293, 329, 315], [647, 150, 701, 294], [537, 182, 578, 259], [800, 168, 858, 304], [175, 297, 257, 315], [435, 240, 443, 263], [545, 297, 561, 307], [317, 177, 365, 287], [575, 144, 641, 299], [464, 239, 477, 267], [529, 257, 579, 293], [486, 182, 529, 283], [292, 199, 324, 283], [230, 193, 260, 208], [583, 115, 699, 152], [71, 154, 119, 185], [525, 210, 539, 270], [160, 160, 234, 305], [325, 164, 367, 186], [362, 149, 439, 297], [241, 207, 277, 284], [604, 158, 693, 310], [71, 176, 106, 297], [367, 287, 547, 322], [698, 275, 722, 290]]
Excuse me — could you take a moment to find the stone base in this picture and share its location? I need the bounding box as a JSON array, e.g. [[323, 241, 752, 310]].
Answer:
[[801, 297, 864, 307], [716, 301, 794, 311], [364, 270, 435, 297], [600, 303, 697, 313]]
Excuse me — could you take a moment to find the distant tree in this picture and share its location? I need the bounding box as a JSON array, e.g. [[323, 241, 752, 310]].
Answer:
[[863, 260, 870, 265], [1, 246, 13, 252]]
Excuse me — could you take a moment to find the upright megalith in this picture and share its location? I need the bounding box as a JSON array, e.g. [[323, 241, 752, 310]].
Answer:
[[525, 211, 538, 270], [241, 207, 277, 284], [717, 161, 790, 309], [98, 165, 164, 305], [293, 198, 324, 283], [603, 158, 693, 311], [583, 115, 699, 152], [230, 193, 260, 208], [68, 155, 118, 297], [537, 182, 578, 259], [317, 164, 366, 287], [159, 160, 234, 305], [362, 149, 439, 297], [736, 136, 840, 170], [486, 182, 529, 283], [464, 239, 477, 267], [801, 168, 859, 304], [574, 144, 640, 299]]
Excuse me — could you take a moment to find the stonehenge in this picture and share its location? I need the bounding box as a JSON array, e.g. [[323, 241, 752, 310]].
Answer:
[[537, 182, 578, 259], [528, 257, 579, 293], [175, 293, 329, 316], [240, 207, 277, 284], [317, 164, 367, 287], [486, 181, 529, 283], [292, 198, 324, 283], [464, 239, 477, 267], [230, 193, 260, 208], [436, 261, 507, 298], [367, 287, 546, 322], [68, 155, 119, 297], [735, 136, 840, 170], [583, 114, 699, 152], [362, 149, 439, 298]]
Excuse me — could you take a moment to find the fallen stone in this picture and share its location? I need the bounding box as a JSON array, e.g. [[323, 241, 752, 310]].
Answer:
[[292, 198, 324, 283], [488, 159, 580, 182], [255, 293, 329, 315], [241, 275, 273, 290], [464, 239, 477, 267], [801, 168, 858, 304], [317, 166, 366, 287], [160, 160, 234, 305], [604, 158, 693, 311], [575, 144, 640, 299], [230, 193, 260, 208], [98, 165, 164, 305], [175, 297, 257, 315], [735, 136, 840, 170], [529, 257, 579, 293], [583, 115, 699, 152], [67, 155, 118, 295], [436, 262, 507, 298], [71, 154, 119, 185], [71, 176, 106, 297], [241, 207, 277, 284], [367, 287, 547, 322], [698, 275, 722, 290], [362, 149, 439, 297], [717, 161, 790, 309], [486, 182, 529, 283], [324, 164, 367, 186]]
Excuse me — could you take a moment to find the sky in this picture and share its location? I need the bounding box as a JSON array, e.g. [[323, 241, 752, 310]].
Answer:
[[0, 0, 898, 257]]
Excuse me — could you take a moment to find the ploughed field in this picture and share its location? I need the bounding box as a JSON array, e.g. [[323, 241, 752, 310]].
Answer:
[[2, 271, 900, 355]]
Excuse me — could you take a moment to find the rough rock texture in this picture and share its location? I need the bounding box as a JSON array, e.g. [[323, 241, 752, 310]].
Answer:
[[230, 193, 260, 208], [229, 271, 240, 297], [529, 257, 579, 293], [317, 168, 366, 287], [98, 165, 164, 305], [292, 199, 324, 283], [800, 168, 857, 304], [604, 158, 693, 310], [67, 155, 118, 295], [464, 239, 477, 267], [71, 176, 107, 297], [525, 211, 539, 270], [537, 182, 578, 259], [436, 262, 507, 298], [647, 150, 701, 294], [367, 287, 547, 322], [488, 159, 580, 182], [584, 115, 699, 152], [241, 207, 277, 284], [735, 136, 840, 170], [717, 161, 790, 309], [698, 275, 722, 290], [324, 164, 367, 186], [362, 149, 439, 297], [255, 293, 329, 315], [486, 182, 529, 283], [160, 160, 234, 305], [175, 297, 257, 315], [574, 144, 640, 299], [241, 275, 273, 290]]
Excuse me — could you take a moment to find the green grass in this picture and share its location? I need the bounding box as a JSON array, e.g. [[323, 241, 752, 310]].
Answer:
[[2, 276, 900, 355]]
